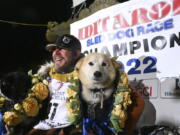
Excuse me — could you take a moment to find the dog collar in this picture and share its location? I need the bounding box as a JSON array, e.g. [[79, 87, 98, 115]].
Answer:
[[89, 88, 106, 109], [90, 88, 106, 93]]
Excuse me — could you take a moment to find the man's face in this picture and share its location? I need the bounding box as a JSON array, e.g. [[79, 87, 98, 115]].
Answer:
[[52, 48, 75, 73]]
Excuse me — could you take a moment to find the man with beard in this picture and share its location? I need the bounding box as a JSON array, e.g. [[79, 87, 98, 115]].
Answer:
[[27, 34, 83, 135]]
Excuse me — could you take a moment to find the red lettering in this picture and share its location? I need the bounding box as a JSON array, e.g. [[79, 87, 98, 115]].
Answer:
[[78, 17, 110, 40], [102, 16, 110, 32], [149, 87, 152, 96], [173, 0, 180, 15], [142, 86, 152, 97], [143, 87, 149, 96], [78, 28, 83, 40], [131, 8, 151, 26], [150, 2, 171, 20], [93, 19, 101, 35], [78, 0, 178, 40], [85, 25, 93, 39], [113, 14, 129, 29]]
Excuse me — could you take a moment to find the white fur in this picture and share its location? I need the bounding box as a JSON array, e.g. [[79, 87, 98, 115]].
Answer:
[[76, 53, 116, 104], [37, 61, 53, 78]]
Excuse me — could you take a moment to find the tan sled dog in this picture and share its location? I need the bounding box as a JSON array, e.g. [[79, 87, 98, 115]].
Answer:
[[76, 53, 119, 105], [76, 53, 144, 135]]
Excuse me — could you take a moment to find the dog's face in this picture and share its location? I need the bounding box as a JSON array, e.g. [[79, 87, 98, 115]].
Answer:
[[76, 53, 119, 89]]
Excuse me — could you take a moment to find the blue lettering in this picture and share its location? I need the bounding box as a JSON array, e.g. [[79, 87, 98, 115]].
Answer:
[[136, 18, 174, 36], [146, 23, 155, 33], [87, 39, 92, 46], [164, 18, 174, 30], [154, 21, 163, 31], [137, 26, 145, 36], [116, 31, 124, 39], [126, 29, 134, 38], [86, 35, 103, 47]]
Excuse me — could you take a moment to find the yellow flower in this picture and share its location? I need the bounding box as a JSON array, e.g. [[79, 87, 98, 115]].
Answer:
[[69, 98, 78, 103], [115, 105, 122, 109], [32, 82, 49, 100], [28, 92, 36, 98], [112, 108, 121, 116], [118, 110, 127, 128], [22, 97, 39, 116], [111, 108, 127, 128], [43, 79, 49, 85], [73, 76, 78, 80], [3, 111, 23, 126], [67, 107, 74, 116], [0, 97, 6, 108], [120, 72, 129, 87], [32, 78, 39, 84], [14, 103, 23, 112], [0, 97, 6, 102], [123, 92, 132, 109], [67, 88, 77, 98]]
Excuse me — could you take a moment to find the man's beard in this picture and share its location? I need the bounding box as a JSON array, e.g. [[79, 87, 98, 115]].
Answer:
[[54, 60, 75, 74]]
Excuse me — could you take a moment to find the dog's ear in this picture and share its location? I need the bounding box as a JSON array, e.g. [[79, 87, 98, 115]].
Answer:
[[75, 57, 84, 71], [111, 59, 123, 70]]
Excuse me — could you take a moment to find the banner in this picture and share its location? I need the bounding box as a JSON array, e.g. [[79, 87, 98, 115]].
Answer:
[[71, 0, 180, 127]]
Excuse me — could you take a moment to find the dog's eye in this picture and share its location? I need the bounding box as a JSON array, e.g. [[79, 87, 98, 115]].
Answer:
[[102, 62, 107, 66], [89, 62, 94, 66]]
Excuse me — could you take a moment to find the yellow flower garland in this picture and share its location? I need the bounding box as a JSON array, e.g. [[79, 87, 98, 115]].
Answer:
[[0, 65, 132, 134], [49, 66, 81, 127], [110, 70, 132, 133], [0, 71, 49, 126], [65, 67, 132, 133], [66, 75, 81, 127]]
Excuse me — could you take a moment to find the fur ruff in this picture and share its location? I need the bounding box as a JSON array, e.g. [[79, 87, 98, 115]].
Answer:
[[37, 61, 53, 79]]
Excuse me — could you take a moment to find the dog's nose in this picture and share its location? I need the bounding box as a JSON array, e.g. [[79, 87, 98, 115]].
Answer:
[[94, 71, 102, 78]]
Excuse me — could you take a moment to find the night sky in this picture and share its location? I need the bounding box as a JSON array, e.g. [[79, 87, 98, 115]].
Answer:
[[0, 0, 73, 76]]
